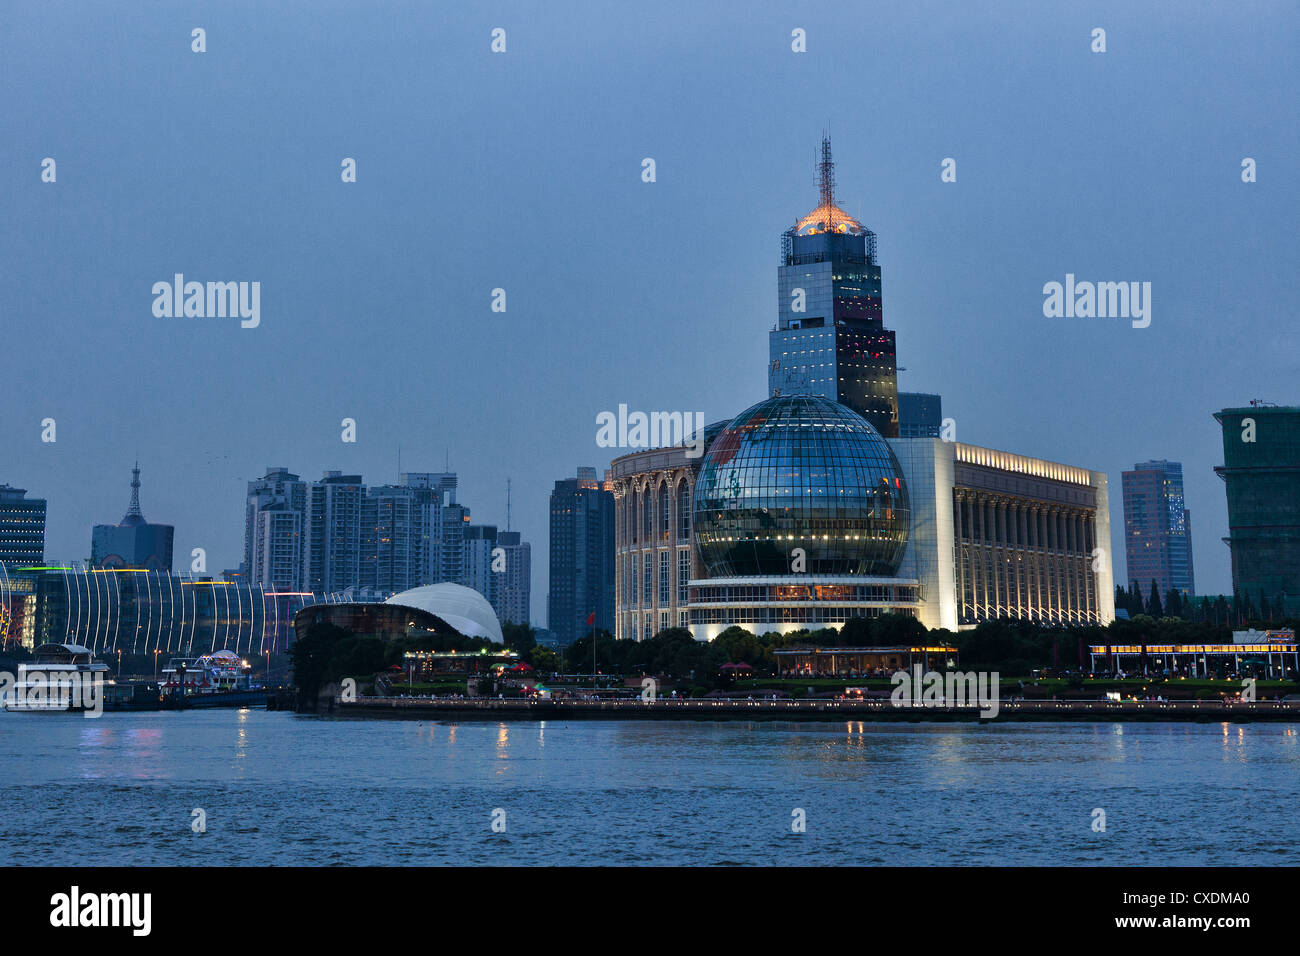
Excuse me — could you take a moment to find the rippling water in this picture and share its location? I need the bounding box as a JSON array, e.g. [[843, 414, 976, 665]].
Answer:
[[2, 710, 1296, 865]]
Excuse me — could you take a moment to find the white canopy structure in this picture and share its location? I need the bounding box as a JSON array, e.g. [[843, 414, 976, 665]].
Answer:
[[385, 584, 504, 644]]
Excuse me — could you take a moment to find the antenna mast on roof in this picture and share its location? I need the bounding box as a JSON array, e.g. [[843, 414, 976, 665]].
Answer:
[[125, 461, 143, 521], [818, 132, 838, 232]]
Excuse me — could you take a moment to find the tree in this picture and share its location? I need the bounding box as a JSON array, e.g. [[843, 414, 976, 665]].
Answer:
[[502, 621, 536, 652], [1214, 595, 1229, 626], [1147, 580, 1163, 618], [526, 645, 559, 672], [1165, 588, 1182, 619], [288, 621, 351, 699], [564, 629, 619, 673]]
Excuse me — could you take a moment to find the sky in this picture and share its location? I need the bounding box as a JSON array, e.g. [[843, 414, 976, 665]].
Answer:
[[3, 0, 1297, 624]]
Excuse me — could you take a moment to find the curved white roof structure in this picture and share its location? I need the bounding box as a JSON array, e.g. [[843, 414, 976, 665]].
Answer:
[[385, 583, 504, 644]]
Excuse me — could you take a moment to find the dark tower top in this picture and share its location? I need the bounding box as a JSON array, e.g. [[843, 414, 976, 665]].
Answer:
[[122, 462, 145, 526]]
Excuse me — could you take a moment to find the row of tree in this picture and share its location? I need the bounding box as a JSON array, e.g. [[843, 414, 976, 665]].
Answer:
[[564, 609, 1300, 680], [289, 606, 1300, 694], [1114, 580, 1293, 626]]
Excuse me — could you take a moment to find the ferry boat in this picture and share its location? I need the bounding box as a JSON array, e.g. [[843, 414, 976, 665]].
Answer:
[[159, 650, 267, 708], [160, 650, 255, 695], [2, 643, 111, 712]]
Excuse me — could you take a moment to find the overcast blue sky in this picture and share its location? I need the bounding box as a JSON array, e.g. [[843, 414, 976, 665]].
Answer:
[[4, 1, 1297, 622]]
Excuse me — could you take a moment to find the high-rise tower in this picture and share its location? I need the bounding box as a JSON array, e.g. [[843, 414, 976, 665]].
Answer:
[[0, 485, 46, 568], [1122, 459, 1195, 599], [769, 136, 899, 436], [548, 467, 615, 644]]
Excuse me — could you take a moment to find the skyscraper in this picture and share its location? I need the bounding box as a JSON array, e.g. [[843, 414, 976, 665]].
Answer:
[[494, 529, 531, 625], [548, 467, 615, 644], [1214, 405, 1300, 615], [607, 131, 1115, 639], [769, 136, 899, 437], [0, 485, 46, 567], [1121, 460, 1195, 599], [362, 484, 428, 593], [244, 468, 481, 597], [303, 471, 364, 594], [245, 467, 307, 590], [396, 471, 458, 585], [462, 523, 498, 609]]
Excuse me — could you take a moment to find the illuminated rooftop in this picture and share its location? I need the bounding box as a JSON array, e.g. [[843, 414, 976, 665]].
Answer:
[[796, 202, 866, 236], [794, 135, 867, 236]]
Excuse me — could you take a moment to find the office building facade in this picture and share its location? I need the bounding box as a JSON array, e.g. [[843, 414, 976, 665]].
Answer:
[[494, 530, 531, 625], [1121, 460, 1195, 599], [303, 472, 364, 594], [245, 468, 308, 590], [548, 468, 615, 644], [244, 468, 478, 599], [0, 485, 46, 568], [898, 392, 944, 438], [462, 524, 498, 610]]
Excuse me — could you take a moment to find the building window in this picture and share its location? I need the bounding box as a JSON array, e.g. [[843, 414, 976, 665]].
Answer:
[[677, 479, 691, 542], [659, 550, 670, 605], [660, 481, 670, 539], [678, 549, 690, 603], [629, 553, 638, 607], [643, 556, 652, 606]]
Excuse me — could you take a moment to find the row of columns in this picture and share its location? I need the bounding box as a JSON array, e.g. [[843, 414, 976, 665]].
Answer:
[[953, 490, 1099, 625]]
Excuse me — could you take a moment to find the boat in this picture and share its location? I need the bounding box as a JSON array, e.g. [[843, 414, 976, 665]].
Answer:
[[2, 643, 111, 712], [161, 650, 254, 694], [159, 650, 267, 708]]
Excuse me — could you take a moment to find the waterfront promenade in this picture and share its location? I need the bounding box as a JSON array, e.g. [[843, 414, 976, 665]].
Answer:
[[334, 696, 1300, 723]]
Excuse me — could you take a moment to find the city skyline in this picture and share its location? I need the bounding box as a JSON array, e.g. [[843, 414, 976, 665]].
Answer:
[[4, 5, 1296, 622]]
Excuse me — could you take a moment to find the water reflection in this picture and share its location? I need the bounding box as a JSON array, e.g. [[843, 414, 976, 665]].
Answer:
[[234, 709, 249, 760], [8, 711, 1300, 865]]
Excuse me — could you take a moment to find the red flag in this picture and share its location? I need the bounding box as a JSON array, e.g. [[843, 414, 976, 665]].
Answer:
[[586, 612, 595, 627]]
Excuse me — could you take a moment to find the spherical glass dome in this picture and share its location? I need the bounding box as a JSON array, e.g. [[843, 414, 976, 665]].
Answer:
[[693, 394, 909, 577]]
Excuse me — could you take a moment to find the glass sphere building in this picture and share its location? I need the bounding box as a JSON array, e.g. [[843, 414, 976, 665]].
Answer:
[[683, 395, 920, 639], [693, 395, 910, 577]]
